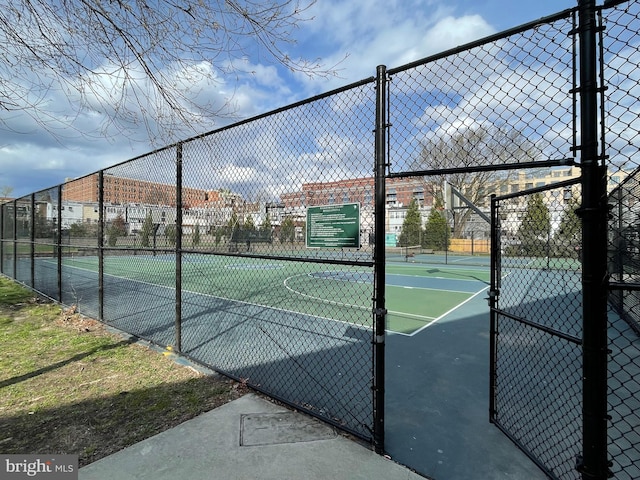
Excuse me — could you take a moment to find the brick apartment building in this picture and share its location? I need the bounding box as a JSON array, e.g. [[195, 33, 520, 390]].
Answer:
[[280, 176, 434, 210], [61, 173, 219, 208]]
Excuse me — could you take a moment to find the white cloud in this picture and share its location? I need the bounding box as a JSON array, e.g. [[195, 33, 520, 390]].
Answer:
[[294, 1, 494, 94], [0, 0, 616, 201], [395, 15, 495, 66]]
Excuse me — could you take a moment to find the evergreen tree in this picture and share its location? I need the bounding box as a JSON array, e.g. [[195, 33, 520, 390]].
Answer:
[[260, 213, 273, 242], [280, 216, 296, 244], [165, 224, 177, 246], [398, 198, 423, 247], [192, 223, 201, 247], [106, 214, 126, 247], [140, 213, 154, 248], [243, 215, 256, 232], [424, 199, 450, 251], [517, 192, 551, 257], [226, 212, 239, 238], [240, 216, 255, 250], [554, 195, 581, 258]]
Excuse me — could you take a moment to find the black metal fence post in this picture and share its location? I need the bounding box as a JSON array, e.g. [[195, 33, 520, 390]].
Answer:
[[175, 143, 183, 353], [30, 194, 35, 287], [56, 186, 62, 301], [98, 171, 104, 321], [12, 199, 17, 280], [489, 194, 498, 422], [577, 1, 610, 478], [373, 64, 387, 454], [0, 203, 3, 274]]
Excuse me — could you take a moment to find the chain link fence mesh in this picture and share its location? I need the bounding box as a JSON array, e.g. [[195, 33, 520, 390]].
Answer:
[[177, 83, 376, 438], [14, 195, 32, 287], [33, 187, 59, 299], [387, 11, 575, 173], [0, 202, 13, 278], [385, 10, 576, 271], [59, 178, 100, 319], [1, 1, 640, 476], [0, 82, 378, 440], [385, 10, 584, 478], [603, 3, 640, 479], [491, 184, 583, 480], [100, 147, 178, 347]]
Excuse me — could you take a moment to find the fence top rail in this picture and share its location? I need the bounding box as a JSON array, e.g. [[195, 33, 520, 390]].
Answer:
[[491, 176, 582, 203], [388, 158, 577, 179], [386, 7, 577, 77]]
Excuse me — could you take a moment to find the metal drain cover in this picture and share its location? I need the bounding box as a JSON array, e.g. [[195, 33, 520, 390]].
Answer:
[[240, 412, 336, 446]]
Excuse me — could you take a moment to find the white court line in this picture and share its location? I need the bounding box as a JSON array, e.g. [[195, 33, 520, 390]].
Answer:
[[48, 259, 485, 338], [48, 259, 373, 333], [387, 272, 485, 283], [283, 273, 370, 311], [394, 285, 490, 338], [386, 283, 475, 295]]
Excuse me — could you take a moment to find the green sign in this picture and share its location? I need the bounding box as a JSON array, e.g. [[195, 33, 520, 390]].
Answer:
[[306, 203, 360, 248]]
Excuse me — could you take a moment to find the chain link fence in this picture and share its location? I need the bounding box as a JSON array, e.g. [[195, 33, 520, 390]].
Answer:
[[385, 8, 583, 478], [1, 1, 639, 478], [384, 9, 576, 273], [382, 2, 636, 478], [0, 81, 380, 442], [490, 182, 583, 480], [603, 3, 640, 478]]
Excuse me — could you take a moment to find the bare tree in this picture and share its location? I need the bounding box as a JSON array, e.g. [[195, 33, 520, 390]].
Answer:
[[418, 125, 541, 237], [1, 185, 13, 199], [0, 1, 331, 143]]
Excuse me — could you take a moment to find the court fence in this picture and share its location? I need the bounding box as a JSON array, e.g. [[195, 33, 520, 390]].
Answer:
[[0, 80, 382, 446], [1, 1, 639, 479], [608, 167, 640, 336]]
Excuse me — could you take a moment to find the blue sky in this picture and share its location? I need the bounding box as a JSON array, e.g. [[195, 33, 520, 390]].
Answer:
[[1, 0, 580, 198]]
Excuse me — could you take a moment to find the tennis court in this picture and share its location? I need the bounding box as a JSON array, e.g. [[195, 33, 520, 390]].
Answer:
[[30, 253, 490, 337]]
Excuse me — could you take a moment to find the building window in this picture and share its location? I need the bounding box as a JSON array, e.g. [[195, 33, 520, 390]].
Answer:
[[413, 187, 424, 203], [387, 188, 397, 204]]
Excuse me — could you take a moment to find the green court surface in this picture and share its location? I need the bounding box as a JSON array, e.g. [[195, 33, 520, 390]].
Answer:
[[384, 264, 489, 334], [54, 254, 490, 336]]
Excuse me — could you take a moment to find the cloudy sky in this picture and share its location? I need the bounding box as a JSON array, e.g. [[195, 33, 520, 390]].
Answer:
[[1, 0, 581, 198]]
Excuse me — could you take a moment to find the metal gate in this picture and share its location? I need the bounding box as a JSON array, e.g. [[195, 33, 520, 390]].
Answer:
[[489, 179, 584, 480]]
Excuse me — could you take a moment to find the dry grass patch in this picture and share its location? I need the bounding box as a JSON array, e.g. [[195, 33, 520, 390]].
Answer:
[[0, 277, 245, 466]]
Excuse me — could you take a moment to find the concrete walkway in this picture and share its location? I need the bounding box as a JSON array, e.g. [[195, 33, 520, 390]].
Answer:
[[79, 393, 424, 480]]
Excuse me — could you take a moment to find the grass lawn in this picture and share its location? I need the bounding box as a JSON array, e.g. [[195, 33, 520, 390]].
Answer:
[[0, 276, 245, 467]]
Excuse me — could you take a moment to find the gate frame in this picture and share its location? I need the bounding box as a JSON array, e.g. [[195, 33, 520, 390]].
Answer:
[[489, 177, 583, 479]]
